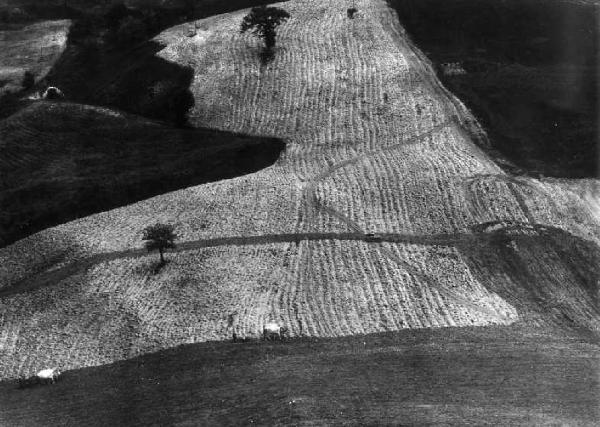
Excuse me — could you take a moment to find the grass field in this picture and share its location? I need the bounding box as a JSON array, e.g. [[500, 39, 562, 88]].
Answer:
[[0, 0, 599, 423], [1, 325, 599, 425]]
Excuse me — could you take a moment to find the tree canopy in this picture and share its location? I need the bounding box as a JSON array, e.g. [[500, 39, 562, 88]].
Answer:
[[142, 223, 177, 264], [240, 6, 290, 50]]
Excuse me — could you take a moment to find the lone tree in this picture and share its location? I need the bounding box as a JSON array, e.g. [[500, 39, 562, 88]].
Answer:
[[240, 6, 290, 56], [142, 223, 177, 265]]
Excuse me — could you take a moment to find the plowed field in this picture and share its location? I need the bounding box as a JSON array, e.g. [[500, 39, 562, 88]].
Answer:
[[0, 0, 599, 385]]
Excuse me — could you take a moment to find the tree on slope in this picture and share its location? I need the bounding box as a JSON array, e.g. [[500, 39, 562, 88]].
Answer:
[[240, 5, 290, 60], [142, 223, 177, 265]]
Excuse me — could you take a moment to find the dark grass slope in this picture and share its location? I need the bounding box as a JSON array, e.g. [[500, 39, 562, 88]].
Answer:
[[0, 101, 284, 247], [1, 325, 598, 426], [390, 0, 599, 178]]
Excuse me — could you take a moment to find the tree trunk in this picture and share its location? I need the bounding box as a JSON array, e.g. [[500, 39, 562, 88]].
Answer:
[[264, 29, 276, 49], [159, 248, 164, 264]]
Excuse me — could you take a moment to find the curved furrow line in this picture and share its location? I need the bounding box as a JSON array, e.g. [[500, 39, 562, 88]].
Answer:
[[302, 116, 513, 322]]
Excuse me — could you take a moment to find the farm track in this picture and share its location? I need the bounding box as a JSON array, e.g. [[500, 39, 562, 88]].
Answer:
[[0, 230, 492, 298], [1, 113, 507, 327], [301, 115, 516, 321], [1, 109, 521, 326]]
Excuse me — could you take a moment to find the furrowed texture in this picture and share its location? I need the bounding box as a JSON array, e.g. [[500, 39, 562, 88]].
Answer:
[[0, 0, 599, 379]]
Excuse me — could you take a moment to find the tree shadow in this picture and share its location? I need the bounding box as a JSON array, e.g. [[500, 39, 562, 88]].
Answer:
[[259, 48, 276, 65]]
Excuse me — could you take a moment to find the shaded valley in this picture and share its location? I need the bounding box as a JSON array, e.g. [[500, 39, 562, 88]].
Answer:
[[390, 0, 599, 177]]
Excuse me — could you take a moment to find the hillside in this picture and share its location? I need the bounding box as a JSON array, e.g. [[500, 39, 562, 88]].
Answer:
[[2, 325, 599, 425], [0, 101, 284, 246], [1, 0, 279, 123], [0, 0, 599, 414], [390, 0, 599, 178], [0, 19, 69, 100]]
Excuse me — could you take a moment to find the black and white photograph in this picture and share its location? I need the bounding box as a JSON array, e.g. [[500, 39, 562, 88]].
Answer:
[[0, 0, 598, 425]]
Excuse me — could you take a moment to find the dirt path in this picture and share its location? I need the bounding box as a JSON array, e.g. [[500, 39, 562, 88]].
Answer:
[[297, 69, 513, 322], [0, 231, 485, 299], [1, 111, 511, 327]]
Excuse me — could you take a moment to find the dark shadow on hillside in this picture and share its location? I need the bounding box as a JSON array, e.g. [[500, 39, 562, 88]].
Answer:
[[389, 0, 599, 178], [41, 39, 196, 126], [0, 1, 295, 247], [457, 224, 600, 330], [0, 324, 598, 426], [0, 102, 285, 247]]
